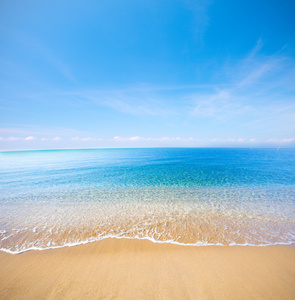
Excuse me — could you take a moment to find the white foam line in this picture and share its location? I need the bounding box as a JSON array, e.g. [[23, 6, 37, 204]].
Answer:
[[0, 235, 294, 255]]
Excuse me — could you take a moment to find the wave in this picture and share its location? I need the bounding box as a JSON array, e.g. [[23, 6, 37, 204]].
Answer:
[[1, 234, 295, 255]]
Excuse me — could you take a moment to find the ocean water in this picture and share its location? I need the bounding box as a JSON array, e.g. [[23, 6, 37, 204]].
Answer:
[[0, 148, 294, 253]]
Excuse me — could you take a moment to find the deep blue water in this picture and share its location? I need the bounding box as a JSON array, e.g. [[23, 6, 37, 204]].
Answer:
[[1, 148, 295, 193]]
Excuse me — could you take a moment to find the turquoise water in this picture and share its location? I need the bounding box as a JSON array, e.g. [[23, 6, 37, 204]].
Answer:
[[0, 148, 294, 253]]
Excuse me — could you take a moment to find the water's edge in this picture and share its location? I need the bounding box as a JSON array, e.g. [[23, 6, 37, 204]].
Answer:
[[1, 235, 295, 255]]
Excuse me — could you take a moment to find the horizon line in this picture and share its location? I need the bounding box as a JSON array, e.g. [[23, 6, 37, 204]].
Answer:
[[0, 146, 291, 153]]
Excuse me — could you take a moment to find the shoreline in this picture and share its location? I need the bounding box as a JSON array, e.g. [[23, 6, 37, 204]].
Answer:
[[1, 238, 294, 299], [1, 235, 295, 255]]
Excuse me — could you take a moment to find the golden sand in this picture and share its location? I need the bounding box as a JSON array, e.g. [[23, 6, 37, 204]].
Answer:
[[0, 239, 294, 299]]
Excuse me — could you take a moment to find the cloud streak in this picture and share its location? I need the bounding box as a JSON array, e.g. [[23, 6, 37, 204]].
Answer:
[[0, 136, 36, 141], [64, 88, 176, 116], [59, 40, 295, 126], [113, 136, 197, 142], [266, 138, 295, 143], [210, 138, 251, 143], [1, 38, 294, 150]]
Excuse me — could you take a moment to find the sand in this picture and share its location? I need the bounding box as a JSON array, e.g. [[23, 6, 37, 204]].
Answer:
[[0, 239, 294, 300]]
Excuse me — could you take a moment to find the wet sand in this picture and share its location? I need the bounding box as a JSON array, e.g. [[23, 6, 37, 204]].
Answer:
[[0, 239, 294, 299]]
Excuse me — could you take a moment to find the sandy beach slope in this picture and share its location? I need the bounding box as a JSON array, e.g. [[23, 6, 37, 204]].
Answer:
[[0, 239, 294, 299]]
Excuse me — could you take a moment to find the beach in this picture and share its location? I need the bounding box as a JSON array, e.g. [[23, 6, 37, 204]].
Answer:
[[1, 0, 295, 296], [1, 239, 294, 299], [1, 149, 294, 299]]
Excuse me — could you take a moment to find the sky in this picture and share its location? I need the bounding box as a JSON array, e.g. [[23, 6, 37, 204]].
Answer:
[[0, 0, 294, 150]]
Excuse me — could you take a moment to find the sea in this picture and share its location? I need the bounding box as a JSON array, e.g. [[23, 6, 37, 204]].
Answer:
[[0, 148, 294, 253]]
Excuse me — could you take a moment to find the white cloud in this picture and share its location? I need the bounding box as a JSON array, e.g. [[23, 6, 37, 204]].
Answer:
[[43, 137, 70, 141], [282, 138, 295, 143], [127, 136, 141, 141], [113, 136, 137, 142], [24, 136, 36, 141], [210, 138, 248, 143], [0, 136, 38, 141], [237, 138, 246, 142], [41, 137, 62, 141], [71, 136, 103, 142], [81, 137, 103, 141]]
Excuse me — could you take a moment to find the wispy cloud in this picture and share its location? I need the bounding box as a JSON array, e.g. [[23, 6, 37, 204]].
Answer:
[[24, 136, 36, 141], [266, 138, 295, 143], [283, 138, 295, 143], [63, 41, 288, 123], [65, 88, 176, 116], [208, 137, 295, 144], [37, 39, 294, 124], [40, 137, 62, 142], [190, 89, 245, 119], [1, 37, 294, 149], [237, 63, 273, 88], [0, 136, 36, 141], [233, 40, 292, 92], [188, 40, 295, 126]]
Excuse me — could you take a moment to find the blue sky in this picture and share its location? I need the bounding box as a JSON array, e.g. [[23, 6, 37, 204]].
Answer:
[[0, 0, 294, 150]]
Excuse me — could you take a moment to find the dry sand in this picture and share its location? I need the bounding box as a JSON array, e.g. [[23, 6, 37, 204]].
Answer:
[[0, 239, 294, 299]]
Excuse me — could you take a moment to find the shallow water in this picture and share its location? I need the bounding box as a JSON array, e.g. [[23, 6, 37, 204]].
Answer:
[[0, 148, 294, 253]]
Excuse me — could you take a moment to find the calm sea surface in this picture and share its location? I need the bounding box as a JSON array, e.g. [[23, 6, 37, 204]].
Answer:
[[0, 148, 294, 253]]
